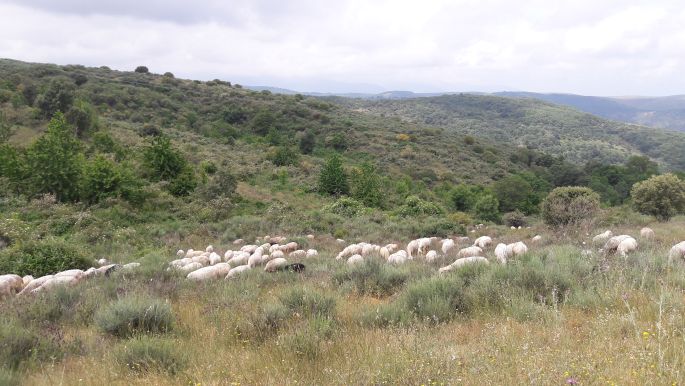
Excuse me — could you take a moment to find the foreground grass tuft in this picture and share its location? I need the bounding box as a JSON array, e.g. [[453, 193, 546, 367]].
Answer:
[[95, 296, 174, 338], [114, 336, 187, 375]]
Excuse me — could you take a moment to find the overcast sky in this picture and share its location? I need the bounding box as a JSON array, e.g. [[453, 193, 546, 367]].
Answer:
[[1, 0, 684, 95]]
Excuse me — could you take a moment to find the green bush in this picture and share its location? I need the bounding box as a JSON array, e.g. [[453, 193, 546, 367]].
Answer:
[[114, 337, 186, 375], [80, 155, 124, 204], [0, 238, 91, 277], [332, 258, 410, 297], [350, 162, 383, 208], [142, 135, 187, 182], [318, 153, 349, 196], [268, 146, 299, 166], [0, 321, 60, 369], [324, 197, 366, 217], [279, 316, 334, 360], [396, 195, 443, 217], [473, 194, 500, 222], [631, 173, 685, 221], [167, 166, 197, 197], [0, 368, 19, 386], [34, 77, 75, 118], [134, 66, 149, 74], [279, 287, 336, 319], [503, 210, 527, 227], [542, 186, 600, 227], [66, 98, 98, 137], [95, 296, 174, 338]]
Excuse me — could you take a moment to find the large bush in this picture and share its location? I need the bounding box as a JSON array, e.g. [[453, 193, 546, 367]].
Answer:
[[350, 162, 383, 208], [0, 239, 92, 277], [34, 77, 75, 118], [95, 296, 174, 338], [396, 195, 443, 217], [318, 154, 349, 196], [631, 173, 685, 221], [541, 186, 600, 227]]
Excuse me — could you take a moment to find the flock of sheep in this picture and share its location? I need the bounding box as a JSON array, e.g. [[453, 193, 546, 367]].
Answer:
[[3, 227, 685, 298]]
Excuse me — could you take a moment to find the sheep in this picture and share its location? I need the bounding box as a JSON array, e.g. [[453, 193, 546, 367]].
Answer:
[[640, 227, 655, 240], [271, 250, 285, 260], [306, 249, 318, 258], [385, 243, 398, 253], [33, 275, 81, 293], [439, 256, 489, 273], [187, 263, 231, 281], [592, 230, 613, 244], [457, 246, 483, 258], [473, 236, 492, 249], [617, 237, 638, 257], [122, 262, 141, 270], [55, 269, 84, 278], [289, 250, 307, 259], [282, 242, 298, 253], [209, 252, 222, 265], [506, 242, 528, 258], [95, 264, 119, 276], [455, 237, 470, 244], [336, 239, 346, 244], [22, 275, 34, 286], [233, 239, 244, 245], [425, 250, 438, 263], [347, 254, 364, 266], [531, 235, 542, 243], [417, 238, 432, 255], [83, 268, 98, 278], [97, 258, 109, 266], [248, 249, 265, 268], [185, 250, 204, 258], [223, 250, 234, 262], [406, 239, 419, 259], [361, 243, 376, 256], [388, 250, 408, 265], [227, 251, 250, 267], [441, 239, 455, 255], [668, 241, 685, 262], [380, 247, 390, 260], [494, 243, 508, 264], [603, 235, 633, 253], [226, 264, 251, 278], [206, 245, 214, 253], [18, 275, 54, 295], [0, 274, 24, 296], [179, 262, 203, 273], [176, 250, 185, 258], [265, 258, 288, 272], [192, 254, 210, 266], [240, 245, 258, 254], [306, 234, 315, 240]]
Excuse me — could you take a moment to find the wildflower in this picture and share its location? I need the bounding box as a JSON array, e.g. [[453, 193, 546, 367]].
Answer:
[[642, 331, 650, 338], [566, 377, 579, 385]]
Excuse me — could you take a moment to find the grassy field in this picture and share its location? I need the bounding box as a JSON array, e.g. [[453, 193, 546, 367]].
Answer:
[[2, 219, 685, 385]]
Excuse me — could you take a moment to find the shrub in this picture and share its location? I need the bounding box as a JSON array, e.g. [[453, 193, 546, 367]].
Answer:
[[114, 337, 186, 375], [95, 296, 174, 338], [324, 197, 366, 217], [80, 155, 124, 204], [167, 166, 197, 197], [66, 99, 98, 137], [473, 194, 500, 222], [142, 135, 187, 181], [503, 210, 527, 228], [34, 77, 75, 118], [0, 368, 19, 386], [279, 317, 334, 360], [199, 168, 236, 200], [332, 258, 410, 297], [298, 131, 316, 154], [396, 195, 443, 217], [350, 162, 383, 208], [327, 132, 348, 151], [163, 72, 174, 78], [0, 239, 91, 277], [134, 66, 149, 73], [0, 321, 60, 369], [542, 186, 600, 227], [318, 154, 349, 196], [279, 287, 336, 319], [631, 173, 685, 221], [268, 146, 299, 166], [0, 111, 14, 143]]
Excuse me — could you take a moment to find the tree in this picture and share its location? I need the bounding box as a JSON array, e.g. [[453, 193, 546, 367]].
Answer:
[[299, 131, 316, 154], [327, 132, 348, 151], [474, 194, 500, 222], [142, 135, 187, 181], [26, 113, 83, 201], [493, 175, 534, 213], [80, 155, 123, 204], [250, 109, 276, 136], [350, 162, 382, 208], [134, 66, 149, 73], [66, 99, 98, 137], [199, 168, 236, 200], [450, 184, 478, 212], [35, 77, 76, 118], [0, 111, 13, 143], [268, 146, 299, 166], [542, 187, 600, 227], [631, 173, 685, 221], [318, 154, 349, 196]]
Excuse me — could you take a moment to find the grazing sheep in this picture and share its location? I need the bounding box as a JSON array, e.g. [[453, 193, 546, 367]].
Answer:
[[192, 255, 210, 266], [283, 242, 299, 253], [439, 256, 489, 273], [306, 249, 318, 258], [122, 262, 140, 270], [347, 254, 364, 266], [55, 269, 84, 278], [22, 275, 34, 286], [228, 251, 250, 267], [32, 275, 81, 293], [83, 268, 98, 278], [425, 250, 438, 263], [271, 250, 285, 260], [457, 246, 483, 258], [593, 230, 613, 244], [233, 239, 244, 245], [285, 263, 306, 272], [406, 239, 419, 259], [18, 275, 54, 295], [223, 250, 234, 261], [206, 245, 214, 253], [289, 250, 307, 259], [248, 249, 265, 268], [441, 239, 455, 255], [531, 235, 542, 243], [97, 258, 109, 266], [240, 245, 258, 254], [380, 247, 390, 260], [473, 236, 492, 249], [417, 238, 432, 255], [187, 263, 231, 281], [388, 250, 408, 265], [306, 234, 315, 240], [226, 264, 251, 278], [506, 242, 528, 258], [185, 250, 204, 258], [494, 243, 508, 264], [385, 243, 398, 253], [668, 241, 685, 262], [209, 252, 222, 265], [265, 258, 288, 272], [0, 274, 24, 296], [361, 243, 376, 256], [617, 237, 638, 257], [603, 235, 633, 253], [336, 239, 346, 244], [640, 227, 655, 240], [176, 262, 202, 273], [176, 250, 185, 258], [456, 237, 470, 244]]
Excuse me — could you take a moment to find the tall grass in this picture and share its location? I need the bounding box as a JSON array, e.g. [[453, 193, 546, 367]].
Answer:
[[95, 296, 174, 338]]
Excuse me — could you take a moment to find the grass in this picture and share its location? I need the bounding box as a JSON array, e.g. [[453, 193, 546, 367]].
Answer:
[[94, 296, 174, 338]]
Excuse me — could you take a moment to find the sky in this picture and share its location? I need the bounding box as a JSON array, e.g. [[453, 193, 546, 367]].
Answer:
[[1, 0, 684, 95]]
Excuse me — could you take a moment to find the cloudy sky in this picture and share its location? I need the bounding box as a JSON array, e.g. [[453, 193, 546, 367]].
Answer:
[[1, 0, 684, 95]]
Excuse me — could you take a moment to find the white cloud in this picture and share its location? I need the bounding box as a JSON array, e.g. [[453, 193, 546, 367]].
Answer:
[[0, 0, 684, 95]]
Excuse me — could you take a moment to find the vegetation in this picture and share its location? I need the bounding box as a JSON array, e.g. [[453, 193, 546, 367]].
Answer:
[[631, 173, 685, 221], [541, 187, 600, 227]]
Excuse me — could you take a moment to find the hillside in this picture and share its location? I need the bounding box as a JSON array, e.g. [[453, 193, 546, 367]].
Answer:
[[335, 93, 685, 171], [496, 91, 685, 132]]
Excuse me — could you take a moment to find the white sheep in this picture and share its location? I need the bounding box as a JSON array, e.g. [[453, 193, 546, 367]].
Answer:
[[176, 250, 185, 258], [457, 246, 483, 258], [439, 256, 489, 273], [271, 250, 285, 260], [617, 237, 638, 257], [233, 239, 244, 245], [603, 235, 633, 254], [347, 254, 364, 266], [336, 239, 346, 244], [187, 263, 231, 281], [18, 275, 54, 295], [473, 236, 492, 249], [223, 250, 234, 261], [306, 234, 315, 240], [248, 249, 265, 268], [494, 243, 508, 264], [388, 250, 408, 265], [205, 245, 214, 253], [592, 230, 613, 244], [240, 245, 258, 254], [506, 242, 528, 258], [226, 264, 251, 278], [385, 243, 398, 253], [380, 247, 390, 260], [22, 275, 34, 286], [417, 238, 432, 255], [441, 239, 455, 255], [531, 235, 542, 243], [33, 275, 81, 293], [668, 241, 685, 262], [0, 274, 24, 297], [425, 250, 438, 263], [306, 249, 318, 258], [122, 262, 140, 270], [289, 250, 307, 259], [179, 262, 204, 273], [282, 242, 298, 253], [640, 227, 655, 240], [209, 252, 222, 265], [265, 258, 288, 272], [227, 251, 250, 267], [97, 258, 109, 266], [192, 254, 210, 266], [406, 239, 419, 259]]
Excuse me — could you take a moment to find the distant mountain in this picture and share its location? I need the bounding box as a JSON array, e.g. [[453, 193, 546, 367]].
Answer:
[[496, 92, 685, 132], [246, 86, 460, 100]]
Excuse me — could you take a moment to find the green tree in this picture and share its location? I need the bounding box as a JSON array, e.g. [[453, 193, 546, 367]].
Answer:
[[0, 111, 13, 143], [66, 99, 98, 137], [473, 194, 500, 222], [327, 132, 348, 151], [80, 155, 123, 204], [35, 77, 76, 118], [318, 154, 349, 196], [450, 184, 478, 211], [142, 135, 187, 181], [250, 109, 276, 136], [350, 162, 383, 208], [631, 173, 685, 221], [268, 146, 299, 166], [299, 131, 316, 154], [26, 113, 83, 201], [493, 175, 534, 213], [134, 66, 149, 73], [168, 167, 197, 197], [542, 186, 600, 227]]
